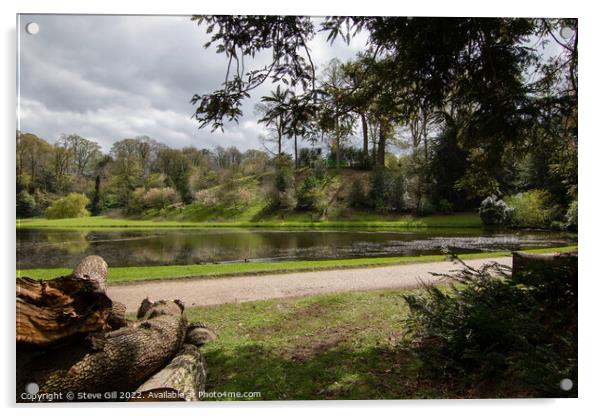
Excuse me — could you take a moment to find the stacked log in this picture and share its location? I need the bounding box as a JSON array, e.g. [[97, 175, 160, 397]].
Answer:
[[16, 256, 210, 402]]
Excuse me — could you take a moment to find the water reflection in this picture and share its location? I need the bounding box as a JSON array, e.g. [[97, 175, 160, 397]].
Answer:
[[16, 228, 576, 269]]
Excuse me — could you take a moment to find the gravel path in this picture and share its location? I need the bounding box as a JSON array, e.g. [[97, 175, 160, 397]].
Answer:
[[108, 257, 512, 310]]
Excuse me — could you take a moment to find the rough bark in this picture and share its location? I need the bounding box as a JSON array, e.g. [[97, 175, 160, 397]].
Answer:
[[17, 299, 188, 401], [16, 255, 112, 347], [132, 344, 207, 401]]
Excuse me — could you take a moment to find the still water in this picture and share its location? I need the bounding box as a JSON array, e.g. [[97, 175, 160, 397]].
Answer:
[[16, 228, 576, 269]]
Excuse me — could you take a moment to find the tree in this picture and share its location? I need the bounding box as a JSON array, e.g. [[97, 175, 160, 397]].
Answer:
[[91, 175, 102, 216], [45, 193, 90, 219], [60, 134, 102, 177], [157, 148, 193, 204], [16, 132, 53, 190]]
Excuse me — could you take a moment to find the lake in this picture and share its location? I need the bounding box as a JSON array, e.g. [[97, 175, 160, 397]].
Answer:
[[16, 228, 577, 269]]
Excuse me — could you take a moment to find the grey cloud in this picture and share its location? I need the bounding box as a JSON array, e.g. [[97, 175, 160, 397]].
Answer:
[[18, 14, 365, 153]]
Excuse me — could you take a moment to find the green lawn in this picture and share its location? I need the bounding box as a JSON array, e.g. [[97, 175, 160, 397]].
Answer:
[[18, 246, 577, 283], [16, 212, 482, 229], [187, 286, 535, 399]]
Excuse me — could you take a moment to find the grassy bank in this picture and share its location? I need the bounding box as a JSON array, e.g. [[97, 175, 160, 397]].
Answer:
[[19, 246, 576, 283], [187, 286, 535, 399], [17, 212, 482, 229]]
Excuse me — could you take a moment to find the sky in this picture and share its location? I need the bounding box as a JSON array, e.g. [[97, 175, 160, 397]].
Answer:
[[17, 14, 370, 153]]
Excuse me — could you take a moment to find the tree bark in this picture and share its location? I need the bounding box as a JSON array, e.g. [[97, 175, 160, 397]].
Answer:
[[376, 122, 387, 167], [132, 344, 207, 401], [17, 299, 188, 401], [360, 113, 369, 167], [17, 255, 112, 347]]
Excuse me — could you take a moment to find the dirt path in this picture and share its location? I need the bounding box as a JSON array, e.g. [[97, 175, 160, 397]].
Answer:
[[108, 257, 512, 310]]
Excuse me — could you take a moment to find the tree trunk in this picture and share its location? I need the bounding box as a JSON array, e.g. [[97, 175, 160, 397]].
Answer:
[[17, 300, 188, 401], [132, 344, 207, 401], [512, 251, 578, 289], [360, 113, 369, 167], [17, 256, 112, 347], [376, 122, 387, 167], [294, 134, 298, 169]]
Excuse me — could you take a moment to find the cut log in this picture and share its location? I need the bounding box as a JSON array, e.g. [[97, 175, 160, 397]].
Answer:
[[17, 299, 188, 401], [512, 250, 577, 289], [16, 256, 112, 347], [132, 344, 207, 401]]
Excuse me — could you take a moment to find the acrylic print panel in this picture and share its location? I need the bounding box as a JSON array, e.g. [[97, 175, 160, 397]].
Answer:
[[16, 14, 578, 402]]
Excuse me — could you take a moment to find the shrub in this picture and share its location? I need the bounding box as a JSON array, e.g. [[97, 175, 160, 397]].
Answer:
[[368, 168, 390, 212], [438, 198, 454, 215], [142, 187, 179, 210], [45, 193, 90, 219], [479, 195, 513, 226], [194, 189, 218, 207], [416, 197, 435, 217], [347, 178, 368, 208], [267, 188, 296, 210], [403, 257, 577, 396], [222, 186, 254, 210], [506, 189, 560, 228], [565, 200, 577, 230], [296, 176, 327, 212], [16, 190, 37, 218]]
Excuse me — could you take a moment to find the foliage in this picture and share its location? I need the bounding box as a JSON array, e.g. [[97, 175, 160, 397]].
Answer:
[[347, 178, 368, 208], [16, 190, 37, 218], [90, 175, 102, 216], [141, 187, 179, 210], [479, 195, 513, 226], [296, 175, 328, 212], [416, 197, 435, 217], [437, 199, 454, 215], [45, 193, 90, 219], [506, 189, 560, 228], [403, 257, 577, 397], [365, 169, 406, 212], [565, 200, 578, 230]]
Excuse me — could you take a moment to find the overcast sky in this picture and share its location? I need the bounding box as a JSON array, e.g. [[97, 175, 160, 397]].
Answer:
[[17, 14, 370, 153]]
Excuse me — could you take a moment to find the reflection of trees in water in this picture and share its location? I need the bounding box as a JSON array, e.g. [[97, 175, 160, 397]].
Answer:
[[44, 230, 91, 254], [17, 229, 576, 268]]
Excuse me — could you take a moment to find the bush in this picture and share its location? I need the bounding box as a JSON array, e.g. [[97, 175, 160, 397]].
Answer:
[[368, 169, 390, 212], [438, 198, 454, 215], [296, 176, 327, 212], [194, 189, 218, 207], [347, 178, 368, 208], [506, 189, 560, 228], [403, 257, 577, 396], [479, 195, 513, 226], [267, 188, 296, 210], [416, 197, 436, 217], [45, 193, 90, 219], [565, 200, 577, 230], [142, 187, 179, 210], [16, 190, 37, 218]]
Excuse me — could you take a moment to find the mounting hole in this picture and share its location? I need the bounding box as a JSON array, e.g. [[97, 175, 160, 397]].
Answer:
[[559, 378, 573, 391], [25, 382, 39, 395], [25, 22, 39, 35], [560, 26, 574, 40]]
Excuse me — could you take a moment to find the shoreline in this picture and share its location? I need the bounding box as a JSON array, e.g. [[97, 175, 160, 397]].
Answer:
[[19, 246, 577, 285]]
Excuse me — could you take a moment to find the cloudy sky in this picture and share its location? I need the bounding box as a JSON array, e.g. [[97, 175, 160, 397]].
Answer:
[[17, 14, 369, 153]]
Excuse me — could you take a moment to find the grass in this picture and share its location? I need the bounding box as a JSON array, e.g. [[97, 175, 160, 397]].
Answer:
[[16, 212, 482, 229], [18, 245, 577, 283], [187, 286, 536, 400], [186, 288, 430, 400]]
